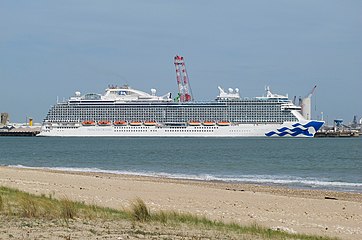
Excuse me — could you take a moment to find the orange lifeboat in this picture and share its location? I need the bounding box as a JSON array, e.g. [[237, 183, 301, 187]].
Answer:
[[188, 121, 201, 126], [82, 120, 95, 126], [114, 121, 127, 126], [98, 120, 111, 126], [129, 121, 142, 126], [217, 121, 230, 126], [144, 121, 157, 126], [202, 121, 215, 126]]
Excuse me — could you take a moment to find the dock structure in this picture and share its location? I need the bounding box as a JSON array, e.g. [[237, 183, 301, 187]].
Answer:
[[0, 112, 41, 136], [315, 118, 361, 138], [0, 127, 41, 137], [314, 130, 360, 138]]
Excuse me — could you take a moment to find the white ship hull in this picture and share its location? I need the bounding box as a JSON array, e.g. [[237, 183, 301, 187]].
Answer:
[[38, 121, 324, 137]]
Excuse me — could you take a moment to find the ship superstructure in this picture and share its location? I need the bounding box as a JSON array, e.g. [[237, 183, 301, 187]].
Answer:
[[39, 56, 323, 137]]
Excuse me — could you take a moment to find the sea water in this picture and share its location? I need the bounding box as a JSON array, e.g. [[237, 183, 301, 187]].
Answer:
[[0, 137, 361, 192]]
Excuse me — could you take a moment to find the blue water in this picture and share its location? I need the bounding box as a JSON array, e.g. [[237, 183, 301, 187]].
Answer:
[[0, 137, 361, 192]]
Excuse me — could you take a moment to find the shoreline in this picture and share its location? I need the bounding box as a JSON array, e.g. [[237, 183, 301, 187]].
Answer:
[[25, 167, 362, 202], [5, 164, 362, 194], [1, 166, 361, 239]]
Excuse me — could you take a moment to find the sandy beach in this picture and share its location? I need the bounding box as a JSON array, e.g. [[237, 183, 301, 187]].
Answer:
[[0, 166, 361, 239]]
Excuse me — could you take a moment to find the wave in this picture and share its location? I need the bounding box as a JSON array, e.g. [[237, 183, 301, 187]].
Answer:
[[8, 164, 362, 191]]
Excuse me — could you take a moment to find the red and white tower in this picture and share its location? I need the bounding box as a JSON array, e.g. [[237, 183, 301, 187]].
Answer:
[[174, 55, 193, 102]]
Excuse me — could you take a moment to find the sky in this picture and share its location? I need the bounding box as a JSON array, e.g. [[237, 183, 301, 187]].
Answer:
[[0, 0, 361, 125]]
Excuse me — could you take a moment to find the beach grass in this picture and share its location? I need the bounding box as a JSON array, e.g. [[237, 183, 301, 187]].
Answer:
[[0, 186, 338, 240], [130, 197, 151, 222]]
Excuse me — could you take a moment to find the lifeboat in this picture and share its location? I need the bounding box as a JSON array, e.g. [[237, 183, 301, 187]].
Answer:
[[98, 120, 111, 126], [188, 121, 201, 126], [82, 120, 95, 126], [217, 121, 230, 126], [202, 121, 215, 126], [144, 121, 157, 126], [114, 121, 127, 126], [129, 121, 142, 126]]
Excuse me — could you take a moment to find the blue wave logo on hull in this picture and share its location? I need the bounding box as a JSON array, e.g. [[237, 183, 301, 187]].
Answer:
[[265, 121, 324, 137]]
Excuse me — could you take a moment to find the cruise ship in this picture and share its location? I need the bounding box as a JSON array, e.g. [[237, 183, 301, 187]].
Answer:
[[39, 85, 324, 137], [39, 56, 323, 137]]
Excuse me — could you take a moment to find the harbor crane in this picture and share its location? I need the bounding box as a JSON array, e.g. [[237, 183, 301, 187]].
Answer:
[[306, 85, 317, 99], [174, 55, 193, 102]]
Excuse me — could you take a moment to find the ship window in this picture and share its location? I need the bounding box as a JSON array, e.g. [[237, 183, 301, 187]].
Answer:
[[82, 93, 101, 100]]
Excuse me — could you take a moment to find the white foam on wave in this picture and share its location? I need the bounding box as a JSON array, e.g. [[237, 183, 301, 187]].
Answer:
[[223, 175, 362, 187], [7, 165, 362, 190], [8, 165, 154, 177]]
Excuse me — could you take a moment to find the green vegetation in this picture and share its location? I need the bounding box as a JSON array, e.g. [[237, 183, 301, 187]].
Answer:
[[0, 187, 123, 220], [0, 186, 337, 240], [130, 197, 150, 222]]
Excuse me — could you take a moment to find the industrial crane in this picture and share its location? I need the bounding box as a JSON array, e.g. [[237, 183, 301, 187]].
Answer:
[[306, 85, 317, 99], [174, 55, 193, 102]]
